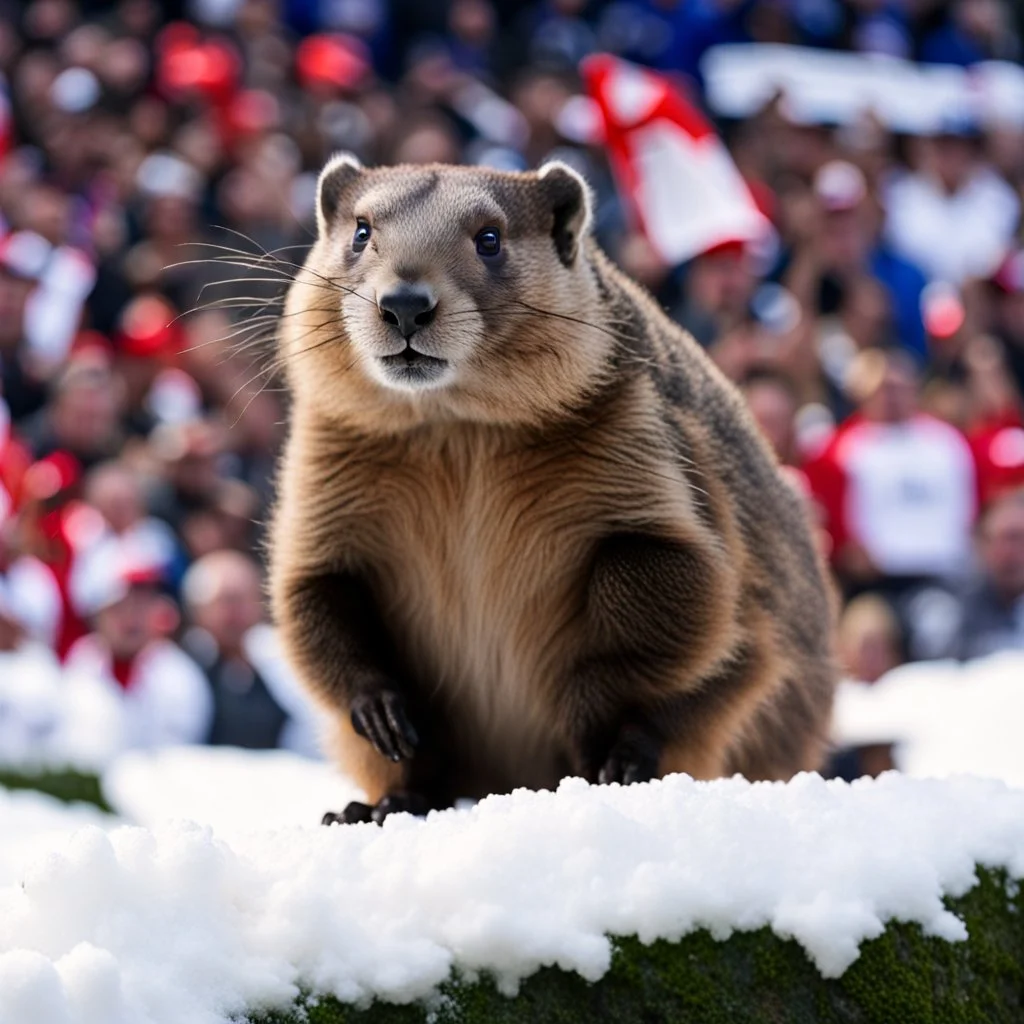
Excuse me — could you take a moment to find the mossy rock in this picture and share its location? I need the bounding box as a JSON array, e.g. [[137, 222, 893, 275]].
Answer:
[[4, 770, 1021, 1022], [0, 767, 111, 811], [253, 868, 1023, 1024]]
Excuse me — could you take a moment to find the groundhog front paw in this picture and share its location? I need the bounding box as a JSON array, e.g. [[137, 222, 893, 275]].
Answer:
[[351, 690, 419, 762], [322, 793, 429, 826], [598, 724, 660, 786]]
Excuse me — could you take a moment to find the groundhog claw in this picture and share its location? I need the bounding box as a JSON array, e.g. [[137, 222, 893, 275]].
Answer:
[[322, 801, 375, 825], [598, 725, 660, 786], [351, 691, 419, 761]]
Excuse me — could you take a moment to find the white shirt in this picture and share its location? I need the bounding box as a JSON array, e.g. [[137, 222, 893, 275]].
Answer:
[[837, 415, 976, 578], [884, 166, 1020, 284], [62, 635, 213, 755]]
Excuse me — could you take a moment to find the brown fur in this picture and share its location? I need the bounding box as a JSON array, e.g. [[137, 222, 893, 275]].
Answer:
[[269, 155, 838, 812]]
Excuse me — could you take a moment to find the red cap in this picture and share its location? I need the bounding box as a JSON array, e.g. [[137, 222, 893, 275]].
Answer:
[[117, 295, 183, 359], [921, 282, 965, 340], [71, 330, 114, 359], [157, 23, 240, 105], [296, 34, 371, 93], [23, 451, 82, 501]]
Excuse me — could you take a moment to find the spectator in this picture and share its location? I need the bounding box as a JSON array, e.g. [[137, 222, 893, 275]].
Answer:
[[950, 487, 1024, 659], [65, 545, 212, 750], [181, 549, 322, 755], [18, 346, 124, 469], [741, 366, 802, 468], [884, 120, 1021, 286], [82, 459, 182, 585], [837, 593, 905, 684], [807, 348, 976, 587], [0, 510, 62, 650], [671, 241, 757, 349], [828, 594, 903, 781], [0, 231, 51, 423], [987, 247, 1024, 397], [805, 348, 976, 655], [779, 160, 929, 362]]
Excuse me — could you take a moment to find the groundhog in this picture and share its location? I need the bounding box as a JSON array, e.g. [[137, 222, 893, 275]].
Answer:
[[269, 154, 838, 824]]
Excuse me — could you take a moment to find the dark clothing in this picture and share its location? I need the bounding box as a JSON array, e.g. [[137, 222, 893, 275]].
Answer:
[[868, 245, 928, 361], [950, 580, 1024, 661], [205, 656, 288, 749], [1, 350, 48, 424], [16, 409, 121, 471], [183, 627, 288, 749]]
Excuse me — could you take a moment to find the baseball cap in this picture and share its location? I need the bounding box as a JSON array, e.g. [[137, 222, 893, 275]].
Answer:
[[813, 160, 867, 213], [920, 281, 965, 339], [71, 535, 164, 619], [116, 294, 184, 358], [296, 34, 371, 93], [23, 451, 82, 502], [0, 231, 52, 282]]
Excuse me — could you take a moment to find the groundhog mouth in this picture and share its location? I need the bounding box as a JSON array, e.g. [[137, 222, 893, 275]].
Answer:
[[377, 346, 450, 388]]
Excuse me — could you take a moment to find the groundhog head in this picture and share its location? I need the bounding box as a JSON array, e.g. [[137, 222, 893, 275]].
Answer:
[[282, 155, 613, 430]]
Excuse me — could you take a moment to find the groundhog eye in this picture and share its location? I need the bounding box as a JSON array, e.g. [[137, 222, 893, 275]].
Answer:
[[475, 228, 501, 258], [352, 220, 372, 252]]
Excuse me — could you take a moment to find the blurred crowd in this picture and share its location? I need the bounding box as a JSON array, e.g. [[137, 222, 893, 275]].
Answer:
[[0, 0, 1023, 774]]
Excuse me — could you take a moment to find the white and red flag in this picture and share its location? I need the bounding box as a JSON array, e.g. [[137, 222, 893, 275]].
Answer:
[[580, 54, 769, 264]]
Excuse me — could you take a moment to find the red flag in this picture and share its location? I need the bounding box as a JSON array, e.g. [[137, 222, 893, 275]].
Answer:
[[581, 54, 769, 264]]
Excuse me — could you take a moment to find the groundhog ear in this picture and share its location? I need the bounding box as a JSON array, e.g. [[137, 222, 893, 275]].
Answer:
[[317, 152, 363, 236], [537, 161, 593, 267]]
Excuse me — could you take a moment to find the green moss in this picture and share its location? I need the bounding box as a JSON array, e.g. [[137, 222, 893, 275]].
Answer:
[[0, 768, 111, 811], [250, 868, 1024, 1024]]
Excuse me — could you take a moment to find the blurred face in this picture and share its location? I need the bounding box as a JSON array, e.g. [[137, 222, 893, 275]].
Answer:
[[24, 186, 70, 246], [95, 587, 154, 659], [744, 381, 796, 462], [842, 276, 891, 348], [196, 566, 264, 653], [87, 469, 142, 534], [820, 208, 869, 272], [930, 135, 975, 193], [846, 626, 900, 684], [980, 499, 1024, 600], [54, 377, 119, 453], [0, 274, 34, 347], [862, 359, 918, 423], [994, 292, 1024, 345], [391, 124, 461, 166], [687, 251, 754, 319], [0, 613, 22, 652], [146, 195, 197, 244]]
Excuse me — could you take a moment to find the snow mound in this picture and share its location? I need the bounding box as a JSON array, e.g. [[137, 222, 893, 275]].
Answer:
[[102, 746, 364, 841], [0, 790, 118, 888], [833, 652, 1024, 787], [2, 771, 1023, 1024]]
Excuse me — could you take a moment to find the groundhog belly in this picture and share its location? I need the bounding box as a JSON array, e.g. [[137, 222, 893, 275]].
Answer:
[[365, 461, 598, 793]]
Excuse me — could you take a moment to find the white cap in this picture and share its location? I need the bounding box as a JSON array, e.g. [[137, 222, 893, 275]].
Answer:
[[70, 534, 164, 618], [814, 160, 867, 213], [136, 152, 203, 202], [0, 231, 52, 281], [51, 67, 101, 114]]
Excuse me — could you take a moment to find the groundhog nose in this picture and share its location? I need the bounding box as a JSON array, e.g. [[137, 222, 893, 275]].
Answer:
[[378, 285, 437, 339]]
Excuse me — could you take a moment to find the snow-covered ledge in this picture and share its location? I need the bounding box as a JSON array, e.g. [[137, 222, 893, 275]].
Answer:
[[1, 766, 1023, 1024]]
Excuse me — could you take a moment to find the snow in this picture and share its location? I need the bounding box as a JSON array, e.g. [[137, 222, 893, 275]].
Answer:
[[102, 746, 364, 840], [3, 650, 1024, 1024], [832, 652, 1024, 788], [0, 789, 117, 888], [1, 768, 1023, 1024]]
